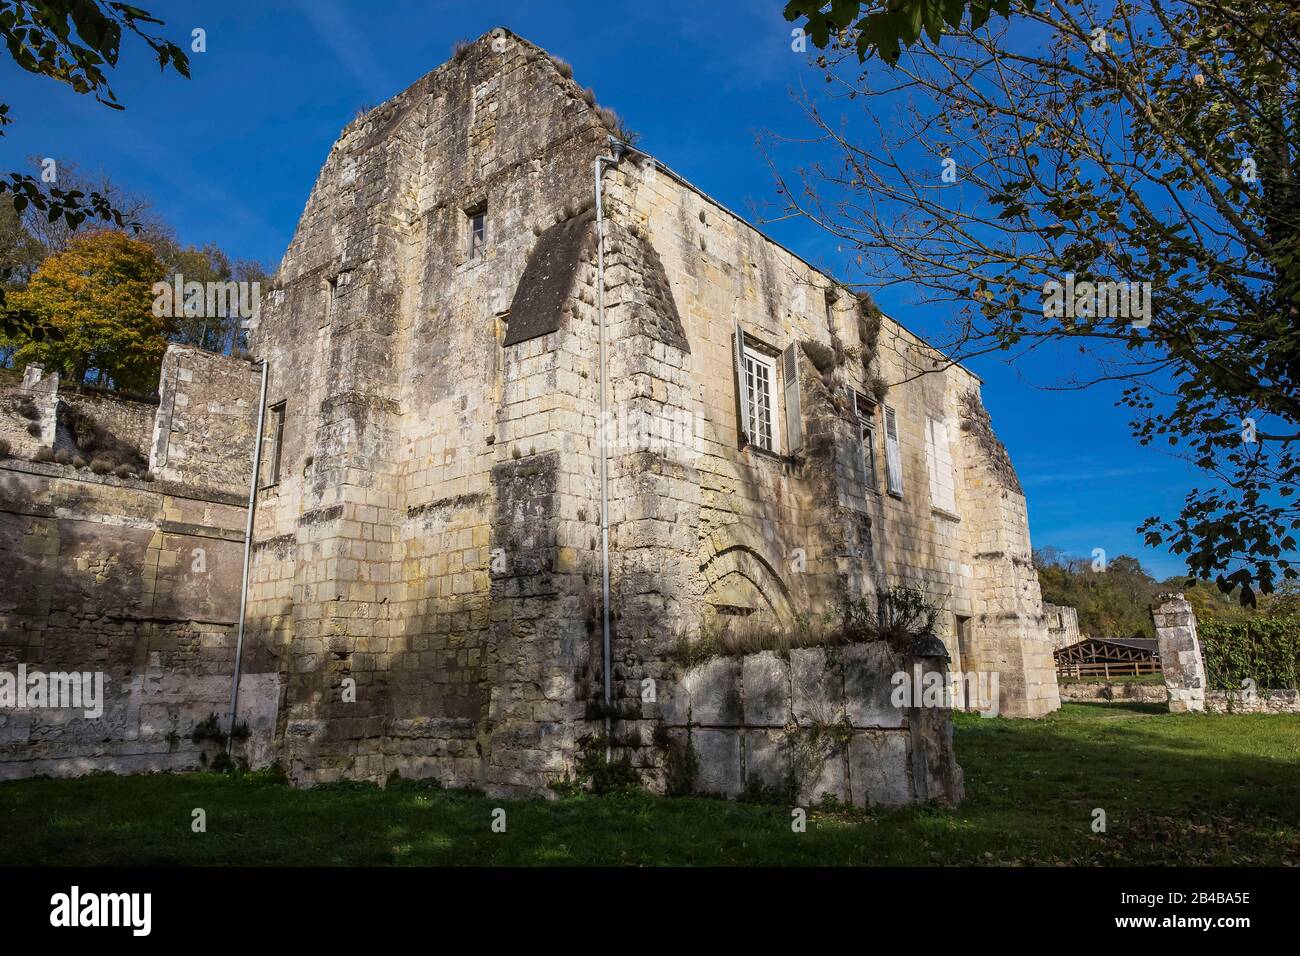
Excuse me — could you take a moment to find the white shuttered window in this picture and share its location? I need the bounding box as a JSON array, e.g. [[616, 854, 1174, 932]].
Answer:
[[884, 405, 903, 496]]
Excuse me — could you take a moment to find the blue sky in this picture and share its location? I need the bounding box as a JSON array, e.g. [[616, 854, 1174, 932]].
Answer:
[[0, 0, 1200, 578]]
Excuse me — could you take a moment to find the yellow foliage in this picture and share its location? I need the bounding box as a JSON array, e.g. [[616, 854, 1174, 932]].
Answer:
[[7, 229, 169, 393]]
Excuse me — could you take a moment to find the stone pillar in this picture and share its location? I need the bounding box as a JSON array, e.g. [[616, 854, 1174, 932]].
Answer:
[[20, 363, 46, 392], [1151, 594, 1206, 713], [21, 363, 59, 449]]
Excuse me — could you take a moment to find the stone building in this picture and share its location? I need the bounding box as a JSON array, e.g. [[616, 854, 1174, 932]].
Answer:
[[0, 29, 1060, 804], [241, 28, 1055, 801]]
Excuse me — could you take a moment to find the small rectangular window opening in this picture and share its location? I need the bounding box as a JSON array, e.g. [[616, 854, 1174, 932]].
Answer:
[[855, 392, 878, 491], [467, 204, 487, 260], [265, 401, 286, 487]]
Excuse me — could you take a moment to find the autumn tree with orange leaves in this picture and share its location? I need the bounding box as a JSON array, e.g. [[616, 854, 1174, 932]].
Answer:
[[5, 229, 170, 393]]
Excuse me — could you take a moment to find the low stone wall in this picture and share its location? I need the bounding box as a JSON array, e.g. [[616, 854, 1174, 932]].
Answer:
[[1205, 689, 1300, 714], [1059, 679, 1300, 713], [655, 644, 963, 807], [1059, 681, 1168, 704], [0, 459, 280, 779], [0, 668, 279, 780], [58, 388, 156, 461]]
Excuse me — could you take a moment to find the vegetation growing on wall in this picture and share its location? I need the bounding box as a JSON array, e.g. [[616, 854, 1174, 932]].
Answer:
[[64, 401, 149, 475], [839, 585, 941, 653], [673, 584, 942, 665], [957, 390, 1020, 494]]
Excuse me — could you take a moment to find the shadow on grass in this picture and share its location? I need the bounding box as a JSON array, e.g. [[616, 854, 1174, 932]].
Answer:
[[1, 707, 1296, 866]]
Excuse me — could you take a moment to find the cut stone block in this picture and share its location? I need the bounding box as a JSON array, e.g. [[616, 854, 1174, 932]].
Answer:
[[683, 657, 741, 726], [843, 642, 906, 728], [741, 728, 787, 792], [799, 746, 849, 806], [691, 728, 742, 797], [790, 647, 842, 725], [656, 677, 691, 727], [741, 651, 790, 727], [848, 731, 912, 807]]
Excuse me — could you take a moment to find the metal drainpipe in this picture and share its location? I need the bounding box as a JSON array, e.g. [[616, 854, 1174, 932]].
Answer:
[[226, 357, 269, 752], [595, 139, 624, 760]]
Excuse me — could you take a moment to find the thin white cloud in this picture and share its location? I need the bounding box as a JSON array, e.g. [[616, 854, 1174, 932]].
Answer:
[[1020, 464, 1159, 488], [297, 0, 397, 102]]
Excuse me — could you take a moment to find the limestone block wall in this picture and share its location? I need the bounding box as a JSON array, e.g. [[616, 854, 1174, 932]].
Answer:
[[150, 345, 261, 495], [953, 398, 1060, 717], [1045, 602, 1081, 650], [600, 151, 1059, 722], [0, 365, 58, 458], [59, 388, 155, 459], [245, 30, 618, 791], [653, 646, 962, 806], [0, 459, 277, 778]]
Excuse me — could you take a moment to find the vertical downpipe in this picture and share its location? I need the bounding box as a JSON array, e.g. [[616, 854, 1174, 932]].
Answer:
[[226, 357, 269, 751], [595, 141, 623, 760]]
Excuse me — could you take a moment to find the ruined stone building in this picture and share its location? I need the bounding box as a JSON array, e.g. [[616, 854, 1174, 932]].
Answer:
[[0, 349, 276, 776], [0, 29, 1060, 804]]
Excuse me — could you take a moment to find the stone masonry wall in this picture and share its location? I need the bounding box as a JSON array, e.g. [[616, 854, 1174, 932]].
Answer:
[[1205, 689, 1300, 714], [0, 365, 58, 459], [150, 344, 261, 496], [245, 30, 614, 791], [0, 460, 277, 778], [596, 144, 1060, 726], [1059, 680, 1168, 704], [655, 645, 963, 807], [1045, 602, 1081, 650], [59, 388, 155, 459]]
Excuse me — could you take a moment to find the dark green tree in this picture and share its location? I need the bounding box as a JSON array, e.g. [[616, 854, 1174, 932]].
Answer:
[[774, 0, 1300, 605], [0, 1, 189, 341]]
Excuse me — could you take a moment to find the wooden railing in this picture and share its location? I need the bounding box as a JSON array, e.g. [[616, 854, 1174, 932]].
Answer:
[[1055, 660, 1162, 679]]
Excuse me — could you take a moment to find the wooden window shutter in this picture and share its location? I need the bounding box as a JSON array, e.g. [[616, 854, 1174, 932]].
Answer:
[[781, 343, 802, 455], [884, 405, 904, 495], [926, 416, 958, 514], [733, 323, 750, 447]]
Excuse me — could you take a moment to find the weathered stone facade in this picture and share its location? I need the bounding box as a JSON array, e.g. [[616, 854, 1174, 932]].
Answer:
[[0, 348, 273, 778], [238, 29, 1056, 802], [1045, 602, 1081, 650]]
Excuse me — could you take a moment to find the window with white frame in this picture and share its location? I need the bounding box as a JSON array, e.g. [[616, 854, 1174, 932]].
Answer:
[[854, 392, 879, 491], [743, 344, 780, 453]]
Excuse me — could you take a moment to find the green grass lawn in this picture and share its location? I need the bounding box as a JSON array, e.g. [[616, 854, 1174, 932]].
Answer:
[[2, 703, 1297, 866]]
